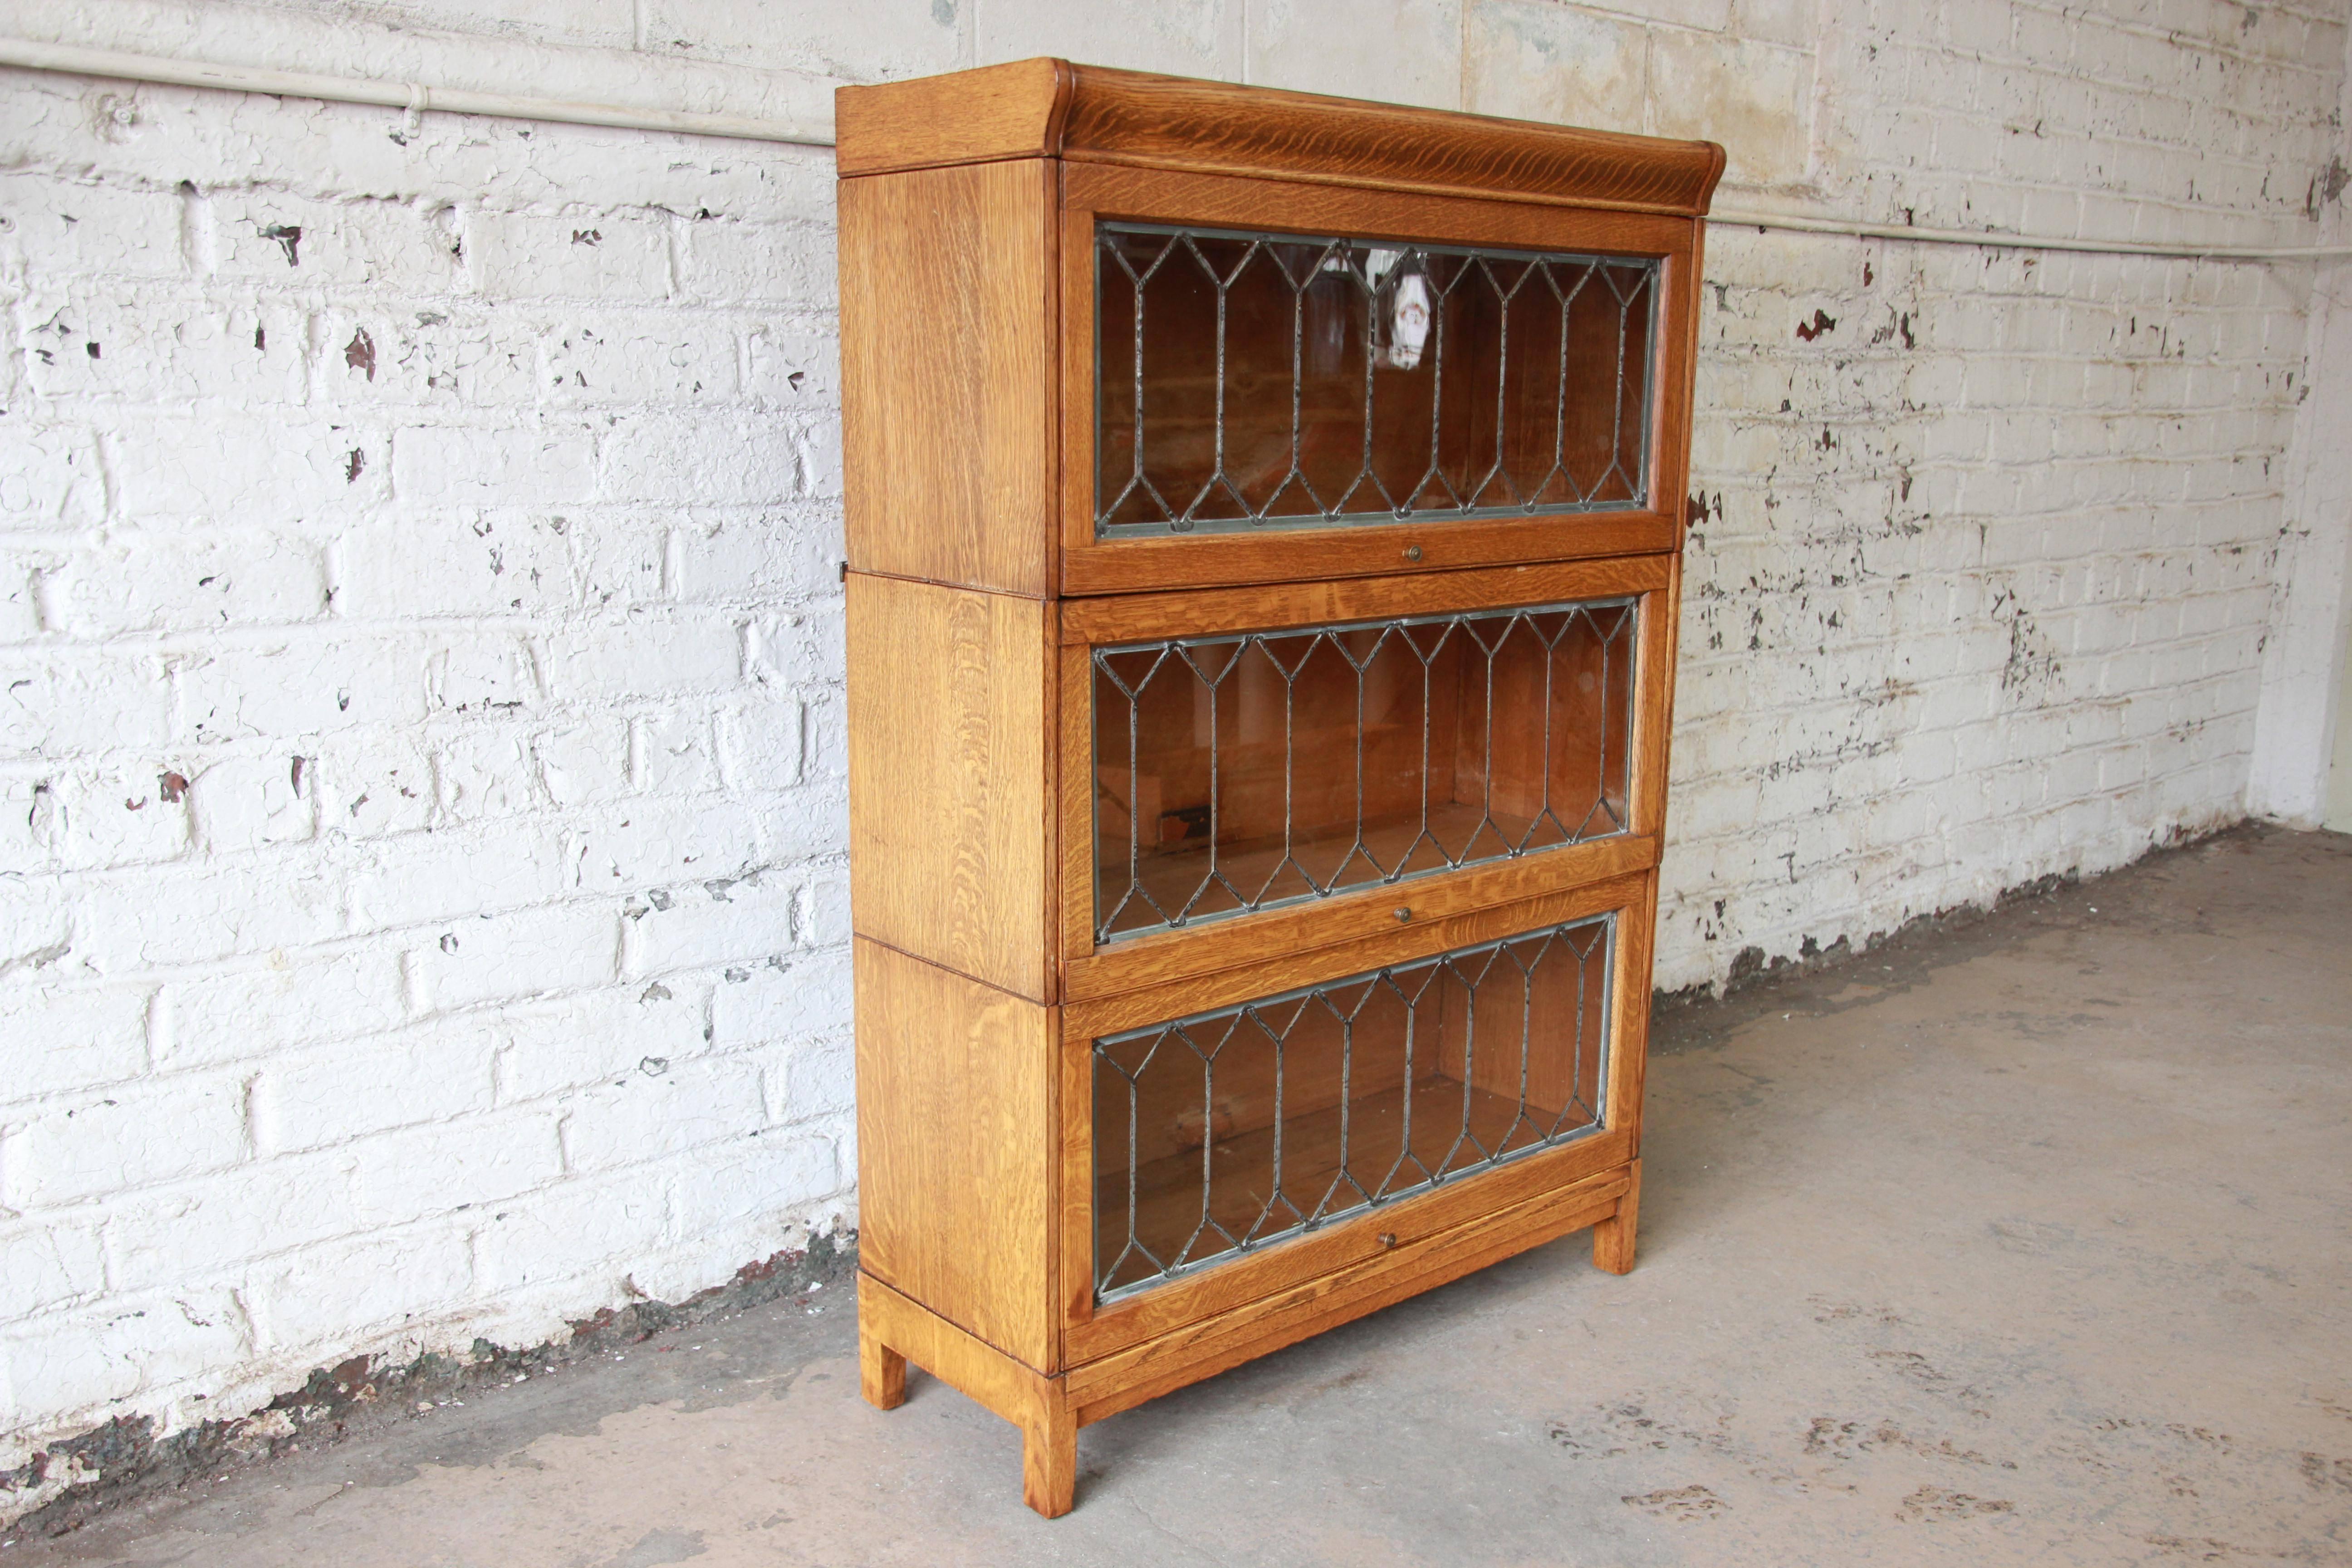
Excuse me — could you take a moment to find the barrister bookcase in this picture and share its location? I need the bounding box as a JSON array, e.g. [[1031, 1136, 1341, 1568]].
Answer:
[[837, 59, 1722, 1516]]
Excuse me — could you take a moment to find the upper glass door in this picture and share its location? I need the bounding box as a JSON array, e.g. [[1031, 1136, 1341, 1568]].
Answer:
[[1095, 223, 1658, 539]]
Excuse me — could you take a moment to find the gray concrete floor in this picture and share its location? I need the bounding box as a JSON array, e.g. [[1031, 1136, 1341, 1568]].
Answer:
[[10, 825, 2350, 1566]]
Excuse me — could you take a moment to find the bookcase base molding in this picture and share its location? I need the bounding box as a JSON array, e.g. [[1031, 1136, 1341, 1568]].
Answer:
[[859, 1161, 1640, 1518]]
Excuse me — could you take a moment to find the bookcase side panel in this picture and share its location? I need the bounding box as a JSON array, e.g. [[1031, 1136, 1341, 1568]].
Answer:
[[839, 159, 1056, 596], [848, 573, 1053, 1000], [855, 937, 1058, 1371]]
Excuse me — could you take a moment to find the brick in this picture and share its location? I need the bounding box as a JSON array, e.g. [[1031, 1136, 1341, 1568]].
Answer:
[[673, 220, 834, 308], [468, 1169, 662, 1297], [543, 313, 742, 405], [596, 414, 799, 504], [334, 511, 577, 621], [744, 329, 838, 408], [247, 1225, 475, 1355], [708, 948, 850, 1048], [48, 529, 328, 639], [1248, 0, 1463, 109], [0, 173, 189, 280], [176, 633, 431, 744], [469, 211, 672, 304], [111, 417, 390, 521], [0, 651, 176, 759], [98, 1152, 364, 1296], [187, 748, 319, 853], [662, 1127, 841, 1243], [346, 1113, 564, 1227], [259, 1027, 497, 1154], [669, 510, 841, 604], [8, 1074, 249, 1209], [0, 1216, 108, 1325], [0, 1283, 250, 1423], [625, 867, 801, 977], [208, 191, 466, 290], [556, 1052, 768, 1176], [494, 982, 714, 1107], [0, 982, 152, 1107], [311, 725, 437, 838], [568, 796, 772, 889], [406, 899, 619, 1012], [539, 612, 744, 701], [714, 696, 807, 793], [426, 632, 545, 714], [0, 764, 193, 874], [338, 823, 571, 936], [0, 424, 106, 534], [392, 423, 598, 507], [166, 947, 410, 1070]]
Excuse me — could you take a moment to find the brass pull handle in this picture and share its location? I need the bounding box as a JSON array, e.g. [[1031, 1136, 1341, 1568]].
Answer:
[[1403, 544, 1423, 562], [1378, 1232, 1398, 1249], [1393, 906, 1412, 923]]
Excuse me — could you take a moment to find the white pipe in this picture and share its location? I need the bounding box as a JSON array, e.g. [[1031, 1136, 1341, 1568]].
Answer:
[[0, 36, 836, 147], [1705, 206, 2352, 261], [7, 35, 2351, 261]]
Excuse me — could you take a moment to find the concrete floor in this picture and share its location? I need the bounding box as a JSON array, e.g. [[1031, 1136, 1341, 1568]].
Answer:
[[10, 825, 2350, 1567]]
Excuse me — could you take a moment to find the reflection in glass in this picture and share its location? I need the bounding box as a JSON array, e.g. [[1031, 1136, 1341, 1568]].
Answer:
[[1093, 599, 1637, 943], [1097, 225, 1658, 537], [1093, 916, 1613, 1299]]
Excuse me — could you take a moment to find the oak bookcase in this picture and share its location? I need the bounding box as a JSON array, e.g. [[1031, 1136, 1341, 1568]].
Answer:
[[837, 59, 1722, 1516]]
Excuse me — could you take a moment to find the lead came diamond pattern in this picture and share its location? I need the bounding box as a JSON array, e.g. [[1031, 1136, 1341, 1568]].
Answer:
[[1096, 223, 1658, 537], [1093, 916, 1614, 1301]]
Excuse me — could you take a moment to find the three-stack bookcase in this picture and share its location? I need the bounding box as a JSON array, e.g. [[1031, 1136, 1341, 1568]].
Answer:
[[837, 58, 1723, 1515]]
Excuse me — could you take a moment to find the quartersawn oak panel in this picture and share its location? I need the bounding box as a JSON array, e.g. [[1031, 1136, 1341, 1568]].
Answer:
[[838, 59, 1726, 217], [855, 938, 1057, 1373], [840, 159, 1056, 596], [847, 574, 1053, 1000]]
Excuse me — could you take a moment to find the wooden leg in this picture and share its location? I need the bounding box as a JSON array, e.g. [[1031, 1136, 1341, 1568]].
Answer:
[[1591, 1158, 1642, 1276], [860, 1320, 906, 1411], [1020, 1397, 1076, 1519]]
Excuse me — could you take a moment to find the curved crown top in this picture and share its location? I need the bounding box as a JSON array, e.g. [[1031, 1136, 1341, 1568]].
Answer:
[[835, 59, 1726, 217]]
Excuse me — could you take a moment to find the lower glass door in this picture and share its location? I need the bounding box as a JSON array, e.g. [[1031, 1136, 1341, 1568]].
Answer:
[[1091, 914, 1613, 1301]]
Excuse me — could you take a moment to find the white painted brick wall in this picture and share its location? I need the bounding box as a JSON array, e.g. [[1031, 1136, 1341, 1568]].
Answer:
[[2, 0, 2347, 1499]]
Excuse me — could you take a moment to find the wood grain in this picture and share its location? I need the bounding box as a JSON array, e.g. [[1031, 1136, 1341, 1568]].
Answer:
[[1059, 555, 1670, 645], [1063, 869, 1650, 1041], [1592, 1156, 1642, 1275], [1064, 833, 1659, 1003], [854, 938, 1057, 1370], [837, 60, 1726, 218], [848, 574, 1053, 1000], [1067, 1133, 1632, 1365], [835, 57, 1072, 177], [858, 1271, 1077, 1517], [1022, 1397, 1078, 1517], [1066, 1165, 1632, 1423], [859, 1324, 906, 1410], [839, 161, 1056, 596]]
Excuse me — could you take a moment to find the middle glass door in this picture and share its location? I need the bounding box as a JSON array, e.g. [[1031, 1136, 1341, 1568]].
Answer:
[[1091, 595, 1637, 943]]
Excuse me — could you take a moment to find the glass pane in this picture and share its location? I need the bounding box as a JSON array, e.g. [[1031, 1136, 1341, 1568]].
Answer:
[[1096, 224, 1656, 538], [1093, 916, 1613, 1301], [1092, 598, 1636, 943]]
